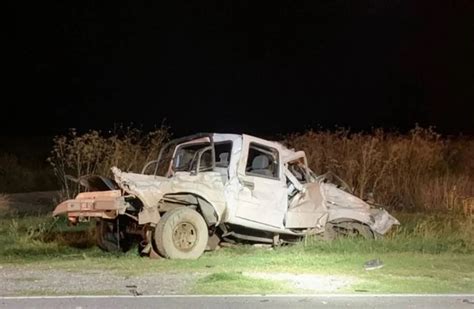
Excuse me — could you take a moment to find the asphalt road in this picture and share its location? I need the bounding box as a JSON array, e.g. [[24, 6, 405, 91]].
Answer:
[[1, 294, 473, 309]]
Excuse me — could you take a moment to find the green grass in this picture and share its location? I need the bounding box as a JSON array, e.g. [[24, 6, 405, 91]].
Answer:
[[0, 214, 473, 294], [193, 272, 294, 294], [0, 215, 99, 262]]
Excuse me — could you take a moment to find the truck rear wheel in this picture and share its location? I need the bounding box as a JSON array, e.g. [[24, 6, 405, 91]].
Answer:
[[154, 207, 208, 259]]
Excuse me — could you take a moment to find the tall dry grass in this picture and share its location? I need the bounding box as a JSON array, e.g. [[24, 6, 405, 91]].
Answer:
[[284, 127, 474, 215], [48, 126, 473, 215], [48, 127, 169, 199]]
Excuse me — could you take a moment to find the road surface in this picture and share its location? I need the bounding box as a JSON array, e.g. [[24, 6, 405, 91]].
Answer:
[[1, 294, 473, 308]]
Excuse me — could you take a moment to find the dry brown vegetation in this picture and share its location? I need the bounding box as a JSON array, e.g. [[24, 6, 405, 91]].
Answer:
[[284, 127, 474, 215], [47, 127, 169, 199], [45, 126, 473, 216]]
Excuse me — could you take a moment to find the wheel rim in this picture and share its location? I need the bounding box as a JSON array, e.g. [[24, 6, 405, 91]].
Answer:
[[172, 222, 198, 252]]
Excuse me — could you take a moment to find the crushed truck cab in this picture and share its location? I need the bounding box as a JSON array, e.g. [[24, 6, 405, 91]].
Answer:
[[53, 133, 399, 259]]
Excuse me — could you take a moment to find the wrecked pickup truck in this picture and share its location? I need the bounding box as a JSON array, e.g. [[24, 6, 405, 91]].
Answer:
[[53, 133, 399, 259]]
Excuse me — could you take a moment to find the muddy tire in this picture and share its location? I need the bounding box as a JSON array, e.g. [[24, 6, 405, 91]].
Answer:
[[352, 223, 375, 239], [96, 218, 133, 252], [154, 207, 208, 259], [324, 221, 374, 240]]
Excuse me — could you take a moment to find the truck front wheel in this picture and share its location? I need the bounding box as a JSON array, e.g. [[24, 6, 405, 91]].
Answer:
[[154, 207, 209, 259], [324, 221, 375, 240]]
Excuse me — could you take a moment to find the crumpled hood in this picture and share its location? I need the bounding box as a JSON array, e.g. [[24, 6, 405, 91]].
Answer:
[[320, 182, 400, 235]]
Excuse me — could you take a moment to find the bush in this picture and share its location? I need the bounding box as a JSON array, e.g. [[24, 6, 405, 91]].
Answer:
[[48, 126, 169, 199]]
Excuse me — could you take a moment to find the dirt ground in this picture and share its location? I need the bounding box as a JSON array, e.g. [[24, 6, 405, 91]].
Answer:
[[0, 265, 201, 296], [0, 265, 355, 296]]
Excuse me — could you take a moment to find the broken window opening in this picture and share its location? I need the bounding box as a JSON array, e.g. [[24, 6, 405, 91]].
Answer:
[[214, 141, 232, 168], [287, 160, 309, 184], [245, 143, 279, 179], [173, 142, 211, 172]]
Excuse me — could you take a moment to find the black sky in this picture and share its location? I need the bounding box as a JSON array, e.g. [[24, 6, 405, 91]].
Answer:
[[8, 0, 474, 137]]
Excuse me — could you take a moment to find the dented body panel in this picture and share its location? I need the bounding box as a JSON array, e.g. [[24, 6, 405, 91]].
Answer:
[[112, 168, 227, 225]]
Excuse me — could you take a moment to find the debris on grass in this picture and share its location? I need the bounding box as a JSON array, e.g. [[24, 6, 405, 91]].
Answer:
[[364, 258, 384, 271]]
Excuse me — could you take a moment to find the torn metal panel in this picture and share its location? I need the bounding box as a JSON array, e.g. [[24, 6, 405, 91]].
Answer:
[[369, 208, 400, 235], [286, 182, 328, 229], [322, 182, 373, 223]]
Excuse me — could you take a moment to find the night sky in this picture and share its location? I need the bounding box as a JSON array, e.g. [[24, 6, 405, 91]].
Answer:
[[8, 1, 474, 138]]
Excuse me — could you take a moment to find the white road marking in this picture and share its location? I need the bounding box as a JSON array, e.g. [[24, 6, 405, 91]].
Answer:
[[1, 294, 473, 300]]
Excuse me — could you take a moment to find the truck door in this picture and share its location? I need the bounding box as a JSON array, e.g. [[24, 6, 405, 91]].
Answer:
[[235, 135, 287, 228]]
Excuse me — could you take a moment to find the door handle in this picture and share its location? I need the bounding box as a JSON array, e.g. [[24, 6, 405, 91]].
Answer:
[[242, 180, 255, 190]]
